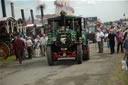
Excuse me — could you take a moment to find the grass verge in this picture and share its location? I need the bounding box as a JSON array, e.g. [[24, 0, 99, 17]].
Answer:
[[0, 55, 16, 64], [114, 56, 128, 85]]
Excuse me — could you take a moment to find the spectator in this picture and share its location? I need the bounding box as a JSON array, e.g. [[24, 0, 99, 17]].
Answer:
[[108, 29, 116, 54], [104, 31, 109, 42], [34, 35, 41, 57], [14, 35, 25, 64], [20, 34, 27, 60], [123, 31, 128, 67], [40, 34, 47, 56], [12, 36, 18, 60], [123, 27, 128, 36], [96, 29, 104, 53], [116, 30, 123, 53], [26, 37, 33, 59]]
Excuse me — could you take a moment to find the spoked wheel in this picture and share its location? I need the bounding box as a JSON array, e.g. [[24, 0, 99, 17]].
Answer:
[[77, 44, 83, 64], [0, 42, 10, 59], [46, 46, 54, 66]]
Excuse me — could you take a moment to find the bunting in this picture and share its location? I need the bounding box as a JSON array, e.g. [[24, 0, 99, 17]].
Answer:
[[54, 0, 75, 14]]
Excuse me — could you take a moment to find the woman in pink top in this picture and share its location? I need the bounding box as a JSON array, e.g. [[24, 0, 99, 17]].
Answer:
[[116, 30, 123, 53]]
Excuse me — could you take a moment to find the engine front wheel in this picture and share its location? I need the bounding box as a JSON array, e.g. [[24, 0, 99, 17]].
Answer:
[[46, 46, 54, 66], [77, 44, 83, 64], [83, 51, 90, 60]]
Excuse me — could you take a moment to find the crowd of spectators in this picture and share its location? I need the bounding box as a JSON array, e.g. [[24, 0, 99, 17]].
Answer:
[[12, 33, 47, 64]]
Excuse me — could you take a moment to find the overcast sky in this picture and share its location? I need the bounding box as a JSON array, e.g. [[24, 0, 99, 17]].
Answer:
[[0, 0, 128, 22]]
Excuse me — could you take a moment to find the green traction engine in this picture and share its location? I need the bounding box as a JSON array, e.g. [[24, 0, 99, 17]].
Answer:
[[46, 11, 90, 66]]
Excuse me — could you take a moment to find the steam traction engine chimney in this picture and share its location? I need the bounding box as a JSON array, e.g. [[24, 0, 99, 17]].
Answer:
[[1, 0, 7, 17], [21, 9, 25, 22], [40, 5, 44, 25], [21, 9, 26, 33], [30, 9, 35, 24], [40, 5, 44, 33], [11, 2, 15, 18]]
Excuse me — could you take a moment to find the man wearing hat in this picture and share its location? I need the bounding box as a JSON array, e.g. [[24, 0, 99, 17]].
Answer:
[[14, 35, 25, 64], [20, 34, 27, 60]]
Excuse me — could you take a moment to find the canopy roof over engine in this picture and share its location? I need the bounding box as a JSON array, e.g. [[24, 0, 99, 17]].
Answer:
[[0, 17, 16, 22], [48, 15, 82, 21]]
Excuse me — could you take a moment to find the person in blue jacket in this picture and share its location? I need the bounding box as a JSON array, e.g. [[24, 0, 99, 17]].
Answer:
[[123, 31, 128, 66]]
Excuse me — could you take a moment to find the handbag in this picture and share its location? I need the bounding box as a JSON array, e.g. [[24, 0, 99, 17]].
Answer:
[[122, 60, 128, 71]]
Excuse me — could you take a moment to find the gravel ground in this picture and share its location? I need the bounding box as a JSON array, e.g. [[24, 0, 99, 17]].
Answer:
[[0, 42, 124, 85]]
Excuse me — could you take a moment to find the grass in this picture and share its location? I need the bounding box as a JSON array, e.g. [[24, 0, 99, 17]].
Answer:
[[114, 57, 128, 85], [0, 55, 16, 64]]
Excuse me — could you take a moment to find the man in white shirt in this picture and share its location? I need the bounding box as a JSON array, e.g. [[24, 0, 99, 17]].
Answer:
[[96, 29, 104, 53], [40, 34, 47, 56], [26, 37, 33, 59]]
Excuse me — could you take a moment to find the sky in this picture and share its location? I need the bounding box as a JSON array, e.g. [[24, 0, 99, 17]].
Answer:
[[0, 0, 128, 22]]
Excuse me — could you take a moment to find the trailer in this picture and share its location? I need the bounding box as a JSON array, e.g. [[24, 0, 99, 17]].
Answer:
[[85, 17, 98, 43]]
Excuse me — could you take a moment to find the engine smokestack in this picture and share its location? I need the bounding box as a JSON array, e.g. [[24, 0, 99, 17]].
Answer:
[[30, 9, 35, 24], [21, 9, 25, 22], [11, 2, 15, 18], [1, 0, 7, 17]]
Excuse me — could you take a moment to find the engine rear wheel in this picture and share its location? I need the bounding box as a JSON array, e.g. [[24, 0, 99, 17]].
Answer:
[[46, 46, 54, 66], [77, 44, 82, 64]]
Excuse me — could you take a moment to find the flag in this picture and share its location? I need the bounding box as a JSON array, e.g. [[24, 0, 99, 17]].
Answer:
[[25, 17, 32, 24]]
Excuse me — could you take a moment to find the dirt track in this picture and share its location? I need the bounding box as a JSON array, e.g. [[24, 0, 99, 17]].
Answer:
[[0, 43, 124, 85]]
